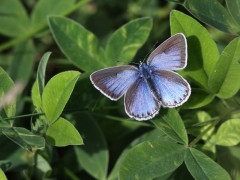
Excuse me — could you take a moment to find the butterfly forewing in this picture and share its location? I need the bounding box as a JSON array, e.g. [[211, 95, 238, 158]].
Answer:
[[150, 70, 191, 107], [124, 77, 159, 120], [147, 33, 187, 71], [90, 65, 139, 100]]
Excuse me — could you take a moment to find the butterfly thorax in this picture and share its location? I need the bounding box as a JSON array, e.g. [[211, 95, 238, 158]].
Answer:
[[138, 63, 152, 79]]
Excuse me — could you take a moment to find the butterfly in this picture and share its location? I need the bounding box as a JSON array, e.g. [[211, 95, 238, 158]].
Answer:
[[90, 33, 191, 121]]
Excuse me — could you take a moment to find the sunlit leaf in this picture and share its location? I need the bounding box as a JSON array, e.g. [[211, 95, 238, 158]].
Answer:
[[42, 71, 80, 123], [106, 17, 152, 66], [46, 117, 83, 147], [0, 0, 29, 37], [215, 119, 240, 146], [0, 67, 15, 118], [208, 37, 240, 99], [171, 10, 220, 89], [48, 16, 106, 71], [0, 169, 7, 180]]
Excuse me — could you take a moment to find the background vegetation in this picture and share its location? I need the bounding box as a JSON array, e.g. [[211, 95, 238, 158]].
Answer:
[[0, 0, 240, 179]]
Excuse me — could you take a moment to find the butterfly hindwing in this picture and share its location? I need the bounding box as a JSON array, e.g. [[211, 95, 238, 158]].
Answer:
[[150, 70, 191, 107], [147, 33, 187, 71], [124, 77, 159, 121], [90, 65, 139, 100]]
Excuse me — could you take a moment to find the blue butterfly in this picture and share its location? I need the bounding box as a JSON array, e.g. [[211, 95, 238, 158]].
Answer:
[[90, 33, 191, 121]]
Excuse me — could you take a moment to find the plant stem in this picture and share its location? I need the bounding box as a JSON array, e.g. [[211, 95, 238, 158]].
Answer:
[[0, 112, 45, 121], [0, 105, 122, 121], [188, 108, 234, 147], [0, 0, 91, 51]]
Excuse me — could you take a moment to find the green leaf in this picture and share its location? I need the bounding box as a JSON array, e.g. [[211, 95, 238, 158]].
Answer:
[[208, 37, 240, 99], [183, 0, 240, 35], [46, 117, 83, 147], [0, 160, 12, 172], [181, 88, 215, 109], [184, 148, 231, 180], [170, 10, 220, 89], [105, 17, 152, 66], [119, 140, 186, 180], [218, 145, 240, 179], [72, 112, 108, 180], [108, 129, 171, 180], [9, 39, 35, 84], [48, 16, 105, 71], [42, 71, 80, 123], [226, 0, 240, 27], [35, 154, 52, 179], [37, 52, 51, 98], [184, 111, 215, 141], [2, 127, 45, 152], [0, 136, 27, 170], [0, 169, 7, 180], [214, 119, 240, 146], [151, 108, 188, 145], [31, 0, 75, 31], [31, 81, 41, 111], [0, 67, 15, 118], [0, 0, 29, 37]]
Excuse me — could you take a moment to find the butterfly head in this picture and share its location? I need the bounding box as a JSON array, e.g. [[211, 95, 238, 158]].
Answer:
[[139, 62, 152, 79]]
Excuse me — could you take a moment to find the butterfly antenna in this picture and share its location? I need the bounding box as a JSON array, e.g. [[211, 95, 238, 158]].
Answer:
[[142, 41, 159, 63], [116, 60, 139, 65]]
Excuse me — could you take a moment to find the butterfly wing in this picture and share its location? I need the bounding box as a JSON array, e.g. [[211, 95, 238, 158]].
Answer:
[[90, 65, 139, 100], [150, 70, 191, 107], [124, 77, 159, 121], [147, 33, 187, 71]]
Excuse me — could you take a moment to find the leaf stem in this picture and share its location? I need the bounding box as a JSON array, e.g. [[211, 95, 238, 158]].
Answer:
[[0, 0, 91, 51], [185, 117, 218, 129], [0, 112, 45, 121], [188, 108, 234, 147]]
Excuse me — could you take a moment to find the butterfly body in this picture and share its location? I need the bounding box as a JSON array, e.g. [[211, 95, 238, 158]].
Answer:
[[90, 33, 191, 121]]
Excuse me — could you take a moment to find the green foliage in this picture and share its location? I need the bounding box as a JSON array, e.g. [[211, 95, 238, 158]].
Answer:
[[119, 140, 186, 179], [0, 169, 7, 180], [0, 67, 15, 118], [171, 10, 220, 89], [0, 0, 240, 179], [185, 148, 231, 180], [151, 108, 188, 145], [72, 112, 108, 180], [215, 119, 240, 146], [208, 37, 240, 98], [2, 127, 45, 152], [46, 117, 83, 146], [184, 0, 240, 35], [105, 17, 152, 66], [48, 16, 106, 71], [42, 71, 80, 123]]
